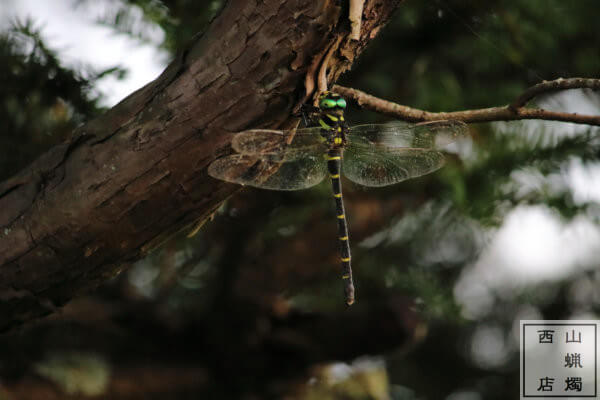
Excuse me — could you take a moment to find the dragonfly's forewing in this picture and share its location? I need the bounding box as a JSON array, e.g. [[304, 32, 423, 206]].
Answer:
[[208, 153, 328, 191], [347, 120, 468, 149], [232, 128, 328, 161]]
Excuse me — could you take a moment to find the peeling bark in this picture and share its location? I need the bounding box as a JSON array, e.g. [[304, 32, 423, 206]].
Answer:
[[0, 0, 403, 331]]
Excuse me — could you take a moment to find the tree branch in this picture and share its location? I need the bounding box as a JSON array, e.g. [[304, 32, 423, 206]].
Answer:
[[334, 78, 600, 125], [0, 0, 405, 331]]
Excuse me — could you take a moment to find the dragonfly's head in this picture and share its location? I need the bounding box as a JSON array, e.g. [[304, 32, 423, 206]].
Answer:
[[318, 91, 347, 114]]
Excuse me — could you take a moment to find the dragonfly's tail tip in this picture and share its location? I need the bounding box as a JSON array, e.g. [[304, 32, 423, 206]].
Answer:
[[345, 285, 355, 306]]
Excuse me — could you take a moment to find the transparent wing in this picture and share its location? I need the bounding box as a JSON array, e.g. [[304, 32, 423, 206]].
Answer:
[[343, 120, 466, 187], [342, 144, 446, 187], [347, 120, 468, 149], [232, 128, 328, 160], [208, 153, 327, 191]]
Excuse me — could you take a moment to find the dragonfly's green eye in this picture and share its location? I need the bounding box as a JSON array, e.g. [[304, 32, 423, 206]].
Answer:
[[336, 98, 347, 108], [320, 99, 337, 109]]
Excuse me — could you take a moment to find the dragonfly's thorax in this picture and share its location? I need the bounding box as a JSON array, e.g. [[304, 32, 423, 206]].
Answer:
[[317, 106, 349, 149], [320, 116, 348, 149]]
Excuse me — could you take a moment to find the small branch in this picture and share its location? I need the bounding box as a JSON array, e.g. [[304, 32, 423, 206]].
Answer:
[[318, 35, 343, 94], [511, 78, 600, 109], [333, 78, 600, 126]]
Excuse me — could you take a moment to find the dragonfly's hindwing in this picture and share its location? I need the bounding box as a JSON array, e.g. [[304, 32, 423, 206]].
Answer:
[[342, 145, 446, 187], [209, 128, 330, 190], [341, 120, 467, 187], [208, 153, 328, 191]]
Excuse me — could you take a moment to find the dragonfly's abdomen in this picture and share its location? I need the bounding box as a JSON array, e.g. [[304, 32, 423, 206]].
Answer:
[[326, 148, 355, 305]]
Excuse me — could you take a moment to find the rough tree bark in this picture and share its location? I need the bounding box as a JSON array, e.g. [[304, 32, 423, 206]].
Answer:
[[0, 0, 403, 331]]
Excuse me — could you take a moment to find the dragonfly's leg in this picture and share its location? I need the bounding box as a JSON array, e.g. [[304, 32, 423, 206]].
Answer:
[[301, 112, 310, 127], [298, 104, 321, 127], [340, 121, 350, 145], [322, 129, 336, 145], [326, 148, 355, 305], [300, 103, 320, 114]]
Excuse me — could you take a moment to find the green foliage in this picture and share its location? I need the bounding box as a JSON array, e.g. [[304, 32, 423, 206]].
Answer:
[[0, 19, 124, 180], [77, 0, 223, 53], [298, 359, 391, 400], [34, 351, 110, 396], [450, 123, 600, 223], [343, 0, 600, 117]]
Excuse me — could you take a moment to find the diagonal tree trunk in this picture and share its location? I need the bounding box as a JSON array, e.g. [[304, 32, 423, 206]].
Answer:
[[0, 0, 403, 331]]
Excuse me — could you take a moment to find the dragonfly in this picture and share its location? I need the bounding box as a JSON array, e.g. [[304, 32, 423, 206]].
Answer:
[[208, 91, 468, 306]]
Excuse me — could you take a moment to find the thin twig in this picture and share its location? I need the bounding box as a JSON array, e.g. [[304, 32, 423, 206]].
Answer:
[[333, 78, 600, 126], [302, 47, 329, 107], [318, 35, 343, 94], [511, 78, 600, 109]]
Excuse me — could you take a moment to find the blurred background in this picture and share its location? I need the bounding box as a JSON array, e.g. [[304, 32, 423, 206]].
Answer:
[[0, 0, 599, 398]]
